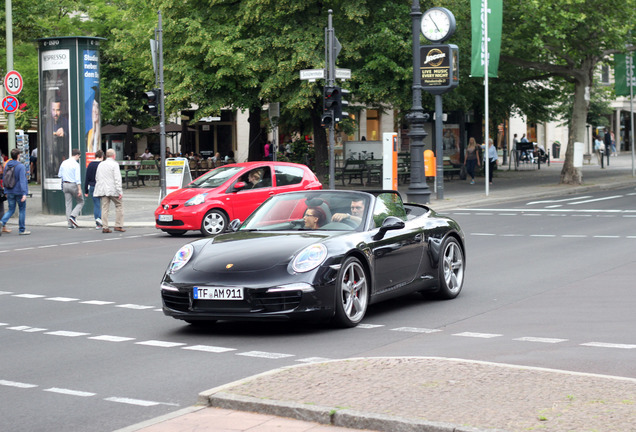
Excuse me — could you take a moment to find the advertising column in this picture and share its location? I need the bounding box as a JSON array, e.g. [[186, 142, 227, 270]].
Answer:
[[38, 37, 104, 215]]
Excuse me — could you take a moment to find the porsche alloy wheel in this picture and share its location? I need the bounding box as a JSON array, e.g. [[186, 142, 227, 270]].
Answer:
[[437, 237, 464, 299], [333, 257, 369, 327], [200, 210, 228, 236]]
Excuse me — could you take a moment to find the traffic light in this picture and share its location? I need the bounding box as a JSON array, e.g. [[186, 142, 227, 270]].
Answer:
[[323, 86, 350, 125], [334, 87, 349, 122], [143, 88, 161, 117]]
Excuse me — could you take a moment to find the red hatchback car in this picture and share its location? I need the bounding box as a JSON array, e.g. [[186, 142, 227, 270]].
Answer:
[[155, 161, 323, 236]]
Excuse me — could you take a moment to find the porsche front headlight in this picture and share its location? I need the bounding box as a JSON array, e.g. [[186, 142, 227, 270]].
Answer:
[[292, 244, 327, 273], [184, 193, 207, 206], [169, 244, 194, 274]]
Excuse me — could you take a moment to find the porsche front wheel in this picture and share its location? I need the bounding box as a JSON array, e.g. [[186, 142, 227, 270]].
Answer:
[[333, 257, 369, 327]]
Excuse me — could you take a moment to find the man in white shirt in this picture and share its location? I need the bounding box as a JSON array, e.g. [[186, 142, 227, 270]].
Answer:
[[94, 148, 125, 233], [58, 149, 84, 229]]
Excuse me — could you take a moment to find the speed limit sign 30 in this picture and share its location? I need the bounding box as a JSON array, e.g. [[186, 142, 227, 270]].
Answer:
[[4, 70, 23, 96]]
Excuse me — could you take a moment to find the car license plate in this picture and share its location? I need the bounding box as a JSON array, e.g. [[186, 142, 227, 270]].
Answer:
[[159, 214, 173, 222], [193, 286, 244, 300]]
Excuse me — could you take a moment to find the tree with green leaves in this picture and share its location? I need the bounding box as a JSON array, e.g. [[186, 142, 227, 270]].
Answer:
[[500, 0, 636, 184]]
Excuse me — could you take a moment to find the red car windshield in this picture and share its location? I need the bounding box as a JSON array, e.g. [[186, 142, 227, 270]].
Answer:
[[186, 166, 243, 189]]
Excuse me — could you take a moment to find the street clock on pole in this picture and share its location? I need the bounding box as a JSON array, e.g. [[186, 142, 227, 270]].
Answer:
[[421, 7, 456, 43]]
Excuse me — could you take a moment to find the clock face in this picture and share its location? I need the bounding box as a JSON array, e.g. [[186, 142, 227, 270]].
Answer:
[[421, 8, 455, 42]]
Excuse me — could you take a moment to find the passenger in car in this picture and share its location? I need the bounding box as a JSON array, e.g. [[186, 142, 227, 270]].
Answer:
[[303, 206, 327, 229]]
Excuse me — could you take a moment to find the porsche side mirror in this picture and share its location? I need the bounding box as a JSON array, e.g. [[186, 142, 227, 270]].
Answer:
[[373, 216, 405, 240], [229, 219, 241, 232]]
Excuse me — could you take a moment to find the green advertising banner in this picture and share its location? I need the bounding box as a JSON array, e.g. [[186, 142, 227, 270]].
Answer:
[[471, 0, 503, 78], [615, 52, 636, 96]]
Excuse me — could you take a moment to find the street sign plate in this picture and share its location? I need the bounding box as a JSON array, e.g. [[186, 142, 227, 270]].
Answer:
[[4, 70, 23, 96], [2, 95, 19, 113], [335, 68, 351, 80], [300, 69, 325, 80]]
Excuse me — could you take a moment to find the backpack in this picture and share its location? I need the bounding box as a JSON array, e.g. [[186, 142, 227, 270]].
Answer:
[[3, 163, 16, 189]]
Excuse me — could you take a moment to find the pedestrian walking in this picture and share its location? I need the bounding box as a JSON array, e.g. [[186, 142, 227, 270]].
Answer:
[[594, 135, 605, 167], [94, 148, 125, 233], [604, 130, 612, 166], [84, 149, 104, 229], [0, 149, 30, 236], [464, 137, 481, 185], [483, 138, 497, 184], [58, 148, 84, 229]]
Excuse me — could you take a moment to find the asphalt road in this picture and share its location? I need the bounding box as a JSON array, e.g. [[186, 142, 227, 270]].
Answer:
[[1, 186, 635, 431]]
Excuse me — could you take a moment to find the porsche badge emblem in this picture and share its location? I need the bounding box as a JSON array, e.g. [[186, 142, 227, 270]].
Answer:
[[226, 264, 234, 269]]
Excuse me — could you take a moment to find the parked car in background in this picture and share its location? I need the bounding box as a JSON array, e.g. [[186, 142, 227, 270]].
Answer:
[[155, 161, 322, 236], [161, 190, 466, 328]]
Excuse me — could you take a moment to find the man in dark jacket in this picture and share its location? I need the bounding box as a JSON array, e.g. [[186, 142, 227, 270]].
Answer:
[[0, 149, 30, 235], [604, 130, 612, 167]]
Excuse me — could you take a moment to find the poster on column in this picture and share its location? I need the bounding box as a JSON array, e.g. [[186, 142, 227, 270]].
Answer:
[[84, 49, 101, 155], [40, 49, 71, 190]]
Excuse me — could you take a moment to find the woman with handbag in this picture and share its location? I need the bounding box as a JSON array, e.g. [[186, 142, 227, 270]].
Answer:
[[464, 137, 481, 185]]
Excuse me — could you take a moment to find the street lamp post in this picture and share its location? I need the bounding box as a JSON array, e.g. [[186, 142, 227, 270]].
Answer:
[[406, 0, 431, 204]]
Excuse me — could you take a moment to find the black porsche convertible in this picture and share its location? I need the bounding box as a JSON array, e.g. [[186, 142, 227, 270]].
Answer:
[[161, 190, 466, 328]]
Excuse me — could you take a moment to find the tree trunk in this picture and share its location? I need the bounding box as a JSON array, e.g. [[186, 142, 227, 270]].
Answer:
[[310, 103, 328, 181], [247, 106, 264, 162], [560, 60, 594, 184]]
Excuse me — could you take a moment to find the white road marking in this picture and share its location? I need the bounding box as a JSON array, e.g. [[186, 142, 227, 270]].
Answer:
[[453, 332, 502, 339], [237, 351, 295, 359], [530, 234, 556, 237], [81, 300, 115, 305], [514, 337, 568, 344], [182, 345, 236, 353], [13, 294, 46, 299], [501, 234, 524, 237], [297, 357, 333, 363], [356, 323, 385, 329], [562, 235, 587, 238], [581, 342, 636, 349], [593, 235, 620, 239], [46, 297, 79, 302], [527, 197, 592, 205], [0, 291, 13, 295], [89, 335, 136, 343], [116, 304, 155, 310], [60, 242, 80, 246], [568, 195, 623, 205], [460, 207, 636, 213], [44, 387, 96, 397], [392, 327, 441, 334], [37, 244, 58, 249], [15, 247, 35, 251], [45, 330, 90, 337], [8, 326, 47, 332], [0, 380, 38, 389], [135, 340, 186, 348], [471, 233, 496, 236], [104, 397, 163, 407]]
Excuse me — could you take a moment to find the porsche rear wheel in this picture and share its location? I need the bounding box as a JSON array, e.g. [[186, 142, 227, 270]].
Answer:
[[333, 257, 369, 327], [437, 237, 464, 299], [201, 210, 228, 236]]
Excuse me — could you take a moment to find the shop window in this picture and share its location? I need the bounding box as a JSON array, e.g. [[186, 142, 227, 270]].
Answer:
[[367, 110, 379, 141]]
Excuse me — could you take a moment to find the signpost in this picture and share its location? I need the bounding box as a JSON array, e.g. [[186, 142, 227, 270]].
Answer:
[[4, 70, 23, 95], [2, 95, 19, 113]]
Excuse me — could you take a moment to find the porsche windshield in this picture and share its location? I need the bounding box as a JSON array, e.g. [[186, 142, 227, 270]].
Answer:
[[241, 191, 370, 232], [185, 167, 243, 188]]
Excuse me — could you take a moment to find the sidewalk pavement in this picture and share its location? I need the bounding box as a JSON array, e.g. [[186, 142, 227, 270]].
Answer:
[[6, 155, 636, 432]]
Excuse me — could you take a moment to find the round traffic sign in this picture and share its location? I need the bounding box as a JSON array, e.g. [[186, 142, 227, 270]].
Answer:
[[4, 70, 23, 96], [2, 95, 19, 113]]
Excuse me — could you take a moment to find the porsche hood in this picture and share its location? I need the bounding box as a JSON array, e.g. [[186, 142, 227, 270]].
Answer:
[[191, 232, 329, 273]]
